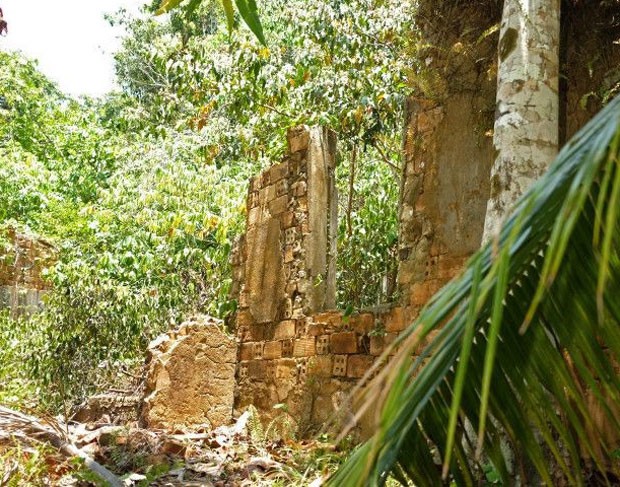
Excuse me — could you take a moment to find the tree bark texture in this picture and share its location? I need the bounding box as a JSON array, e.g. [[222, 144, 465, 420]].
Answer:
[[483, 0, 561, 240]]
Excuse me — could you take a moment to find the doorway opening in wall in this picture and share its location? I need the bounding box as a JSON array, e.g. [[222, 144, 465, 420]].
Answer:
[[335, 140, 401, 310]]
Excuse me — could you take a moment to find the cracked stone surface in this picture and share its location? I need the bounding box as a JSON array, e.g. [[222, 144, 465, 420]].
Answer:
[[142, 315, 236, 431]]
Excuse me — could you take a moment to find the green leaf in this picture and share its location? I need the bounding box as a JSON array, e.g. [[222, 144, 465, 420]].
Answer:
[[234, 0, 266, 45], [155, 0, 185, 15], [222, 0, 235, 34]]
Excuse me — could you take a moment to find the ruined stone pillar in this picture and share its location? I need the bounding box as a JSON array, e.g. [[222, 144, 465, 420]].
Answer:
[[397, 2, 500, 307], [233, 125, 337, 337]]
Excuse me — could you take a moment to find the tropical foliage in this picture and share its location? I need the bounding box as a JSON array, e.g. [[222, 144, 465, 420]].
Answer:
[[0, 0, 410, 407], [329, 92, 620, 485]]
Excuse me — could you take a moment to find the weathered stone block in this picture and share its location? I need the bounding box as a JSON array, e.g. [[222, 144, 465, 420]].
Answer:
[[288, 127, 310, 153], [306, 322, 325, 336], [261, 170, 271, 187], [276, 178, 289, 196], [248, 206, 262, 227], [349, 313, 375, 335], [142, 316, 236, 431], [384, 307, 406, 333], [347, 355, 375, 378], [250, 176, 261, 192], [292, 181, 307, 197], [263, 341, 282, 360], [274, 320, 296, 339], [239, 342, 254, 361], [330, 332, 358, 354], [270, 161, 289, 182], [248, 191, 259, 208], [313, 312, 342, 328], [236, 309, 254, 328], [308, 356, 333, 378], [293, 337, 316, 357], [259, 184, 276, 204], [281, 211, 296, 229], [269, 195, 289, 216]]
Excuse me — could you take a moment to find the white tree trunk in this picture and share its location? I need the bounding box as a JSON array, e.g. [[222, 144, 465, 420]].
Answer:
[[483, 0, 561, 240]]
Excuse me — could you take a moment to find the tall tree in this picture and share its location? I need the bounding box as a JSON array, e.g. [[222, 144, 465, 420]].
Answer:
[[483, 0, 561, 239]]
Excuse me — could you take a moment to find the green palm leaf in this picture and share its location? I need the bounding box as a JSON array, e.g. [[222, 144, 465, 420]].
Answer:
[[156, 0, 266, 45], [329, 96, 620, 486]]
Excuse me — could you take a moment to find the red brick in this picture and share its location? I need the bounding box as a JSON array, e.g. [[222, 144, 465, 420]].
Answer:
[[263, 341, 282, 360], [330, 332, 358, 354], [247, 324, 266, 341], [369, 336, 385, 356], [274, 320, 296, 339], [253, 343, 264, 360], [347, 355, 375, 378], [370, 333, 398, 356], [293, 337, 316, 357]]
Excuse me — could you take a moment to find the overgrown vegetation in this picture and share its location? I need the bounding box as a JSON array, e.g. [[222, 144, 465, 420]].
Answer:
[[0, 0, 411, 408]]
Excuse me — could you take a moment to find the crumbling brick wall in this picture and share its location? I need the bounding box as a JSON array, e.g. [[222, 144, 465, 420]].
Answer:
[[233, 127, 424, 434], [232, 5, 620, 431], [0, 227, 54, 316]]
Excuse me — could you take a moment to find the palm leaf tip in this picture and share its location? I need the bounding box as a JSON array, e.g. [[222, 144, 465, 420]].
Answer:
[[329, 97, 620, 486]]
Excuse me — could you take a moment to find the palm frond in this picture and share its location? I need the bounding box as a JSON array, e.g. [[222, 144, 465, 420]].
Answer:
[[329, 96, 620, 486]]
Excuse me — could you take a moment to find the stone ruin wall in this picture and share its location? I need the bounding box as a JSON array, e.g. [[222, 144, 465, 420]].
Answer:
[[232, 126, 447, 434], [0, 227, 55, 316], [172, 2, 620, 436]]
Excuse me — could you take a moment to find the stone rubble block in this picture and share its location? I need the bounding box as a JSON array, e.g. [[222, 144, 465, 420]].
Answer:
[[142, 315, 236, 431], [349, 313, 375, 335], [307, 355, 333, 378], [330, 331, 358, 354], [383, 307, 405, 333], [287, 126, 310, 153], [274, 320, 296, 339], [347, 354, 375, 379]]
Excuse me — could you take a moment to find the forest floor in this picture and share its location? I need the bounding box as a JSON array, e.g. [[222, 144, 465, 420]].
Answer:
[[0, 406, 345, 486]]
